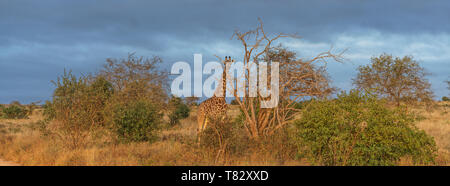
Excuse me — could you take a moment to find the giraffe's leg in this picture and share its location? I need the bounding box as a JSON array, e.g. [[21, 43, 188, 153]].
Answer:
[[203, 117, 209, 132], [197, 116, 208, 146]]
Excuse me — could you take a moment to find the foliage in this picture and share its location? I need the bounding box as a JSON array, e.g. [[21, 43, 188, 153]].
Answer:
[[111, 100, 161, 143], [442, 96, 450, 102], [168, 97, 190, 126], [2, 105, 28, 119], [89, 76, 114, 103], [10, 100, 21, 106], [292, 99, 314, 110], [198, 116, 239, 164], [24, 101, 41, 116], [184, 97, 199, 106], [47, 70, 114, 148], [294, 90, 437, 165], [99, 53, 168, 107], [0, 104, 4, 117], [199, 117, 235, 148], [354, 54, 433, 106], [42, 100, 56, 120], [230, 99, 239, 105]]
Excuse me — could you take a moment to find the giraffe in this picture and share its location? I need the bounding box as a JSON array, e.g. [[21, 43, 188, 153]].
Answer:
[[197, 56, 234, 144]]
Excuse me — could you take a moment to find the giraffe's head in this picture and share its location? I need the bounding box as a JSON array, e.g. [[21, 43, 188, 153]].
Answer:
[[223, 56, 235, 65]]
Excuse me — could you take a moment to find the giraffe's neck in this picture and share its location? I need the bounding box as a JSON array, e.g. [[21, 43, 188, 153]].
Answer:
[[212, 63, 227, 98], [222, 65, 226, 98], [212, 57, 230, 98]]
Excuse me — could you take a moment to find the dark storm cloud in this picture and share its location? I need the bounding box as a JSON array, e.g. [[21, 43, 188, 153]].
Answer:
[[0, 0, 449, 103]]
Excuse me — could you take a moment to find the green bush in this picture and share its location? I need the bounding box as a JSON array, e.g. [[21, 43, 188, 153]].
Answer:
[[293, 100, 313, 110], [442, 96, 449, 102], [89, 76, 114, 103], [0, 104, 4, 117], [2, 105, 28, 119], [230, 99, 239, 105], [112, 100, 161, 142], [294, 90, 437, 165], [47, 70, 114, 148], [168, 97, 190, 126], [42, 100, 55, 121]]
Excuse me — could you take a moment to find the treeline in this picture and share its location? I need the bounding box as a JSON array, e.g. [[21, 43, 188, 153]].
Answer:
[[0, 101, 39, 119]]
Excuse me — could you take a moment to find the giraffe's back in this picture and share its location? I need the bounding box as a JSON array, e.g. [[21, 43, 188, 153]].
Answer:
[[199, 97, 227, 117]]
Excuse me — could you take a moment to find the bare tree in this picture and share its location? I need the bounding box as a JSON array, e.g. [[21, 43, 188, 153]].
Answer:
[[353, 54, 434, 106], [228, 19, 343, 141]]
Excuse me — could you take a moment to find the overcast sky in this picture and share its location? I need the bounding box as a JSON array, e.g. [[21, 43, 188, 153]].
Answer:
[[0, 0, 449, 104]]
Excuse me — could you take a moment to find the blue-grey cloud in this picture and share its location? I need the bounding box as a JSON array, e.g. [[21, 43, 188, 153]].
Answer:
[[0, 0, 449, 103]]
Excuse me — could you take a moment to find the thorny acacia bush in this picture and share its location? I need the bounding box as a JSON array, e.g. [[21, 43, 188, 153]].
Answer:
[[111, 100, 161, 143], [294, 90, 437, 166], [168, 96, 190, 127], [2, 105, 28, 119], [199, 116, 244, 164], [200, 117, 236, 150], [43, 70, 114, 148], [0, 104, 3, 117]]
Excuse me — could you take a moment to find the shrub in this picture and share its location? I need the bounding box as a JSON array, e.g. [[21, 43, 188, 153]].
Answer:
[[48, 70, 113, 148], [198, 116, 239, 164], [42, 100, 55, 120], [0, 104, 4, 117], [230, 99, 239, 105], [10, 100, 21, 106], [292, 99, 313, 110], [2, 105, 28, 119], [89, 76, 114, 103], [168, 97, 190, 126], [442, 96, 449, 102], [24, 101, 40, 116], [112, 100, 161, 143], [294, 90, 437, 165], [200, 117, 235, 149], [184, 97, 199, 106]]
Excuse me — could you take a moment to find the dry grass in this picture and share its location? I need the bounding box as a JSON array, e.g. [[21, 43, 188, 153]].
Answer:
[[413, 102, 450, 165], [0, 107, 299, 166], [0, 103, 448, 166]]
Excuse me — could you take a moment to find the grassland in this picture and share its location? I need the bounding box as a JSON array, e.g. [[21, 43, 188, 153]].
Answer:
[[0, 103, 448, 166]]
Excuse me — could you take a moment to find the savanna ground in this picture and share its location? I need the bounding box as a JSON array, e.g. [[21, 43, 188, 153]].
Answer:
[[0, 103, 448, 166]]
